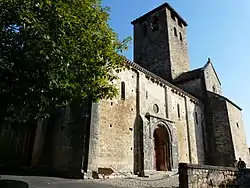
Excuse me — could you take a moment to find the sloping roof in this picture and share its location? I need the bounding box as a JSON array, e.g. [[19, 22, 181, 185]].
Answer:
[[131, 2, 188, 26], [121, 57, 200, 102], [173, 58, 221, 85], [173, 68, 203, 83], [207, 91, 242, 111]]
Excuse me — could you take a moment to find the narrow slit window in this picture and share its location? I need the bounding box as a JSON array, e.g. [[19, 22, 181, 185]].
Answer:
[[177, 104, 180, 118], [174, 27, 178, 37], [236, 123, 239, 128], [179, 32, 183, 41], [195, 112, 198, 125], [146, 91, 148, 99], [121, 81, 125, 100]]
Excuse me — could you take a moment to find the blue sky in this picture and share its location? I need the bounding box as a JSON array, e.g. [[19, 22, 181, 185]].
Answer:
[[102, 0, 250, 145]]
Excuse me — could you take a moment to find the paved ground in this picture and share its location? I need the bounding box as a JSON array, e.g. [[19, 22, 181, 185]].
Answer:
[[0, 174, 179, 188]]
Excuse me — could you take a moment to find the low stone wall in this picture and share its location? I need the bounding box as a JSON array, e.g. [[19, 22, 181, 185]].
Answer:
[[179, 163, 239, 187]]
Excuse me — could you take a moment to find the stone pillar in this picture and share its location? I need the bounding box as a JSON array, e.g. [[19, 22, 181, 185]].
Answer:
[[142, 118, 154, 176], [86, 102, 101, 177], [31, 119, 46, 167], [171, 125, 179, 170]]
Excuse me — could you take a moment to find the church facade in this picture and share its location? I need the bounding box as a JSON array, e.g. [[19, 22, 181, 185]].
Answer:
[[84, 2, 250, 177], [2, 2, 249, 179]]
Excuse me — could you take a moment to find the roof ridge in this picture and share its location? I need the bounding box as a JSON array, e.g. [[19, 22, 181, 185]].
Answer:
[[208, 91, 241, 111], [202, 58, 221, 85]]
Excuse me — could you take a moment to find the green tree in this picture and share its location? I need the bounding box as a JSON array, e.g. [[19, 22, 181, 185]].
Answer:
[[0, 0, 130, 123]]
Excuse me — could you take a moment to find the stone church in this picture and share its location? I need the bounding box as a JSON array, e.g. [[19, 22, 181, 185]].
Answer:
[[84, 2, 250, 177], [0, 2, 249, 179]]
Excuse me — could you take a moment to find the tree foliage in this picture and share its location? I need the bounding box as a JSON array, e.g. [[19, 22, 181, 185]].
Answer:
[[0, 0, 130, 123]]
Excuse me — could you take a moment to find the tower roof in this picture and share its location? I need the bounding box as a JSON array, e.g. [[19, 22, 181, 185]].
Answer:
[[131, 2, 188, 26]]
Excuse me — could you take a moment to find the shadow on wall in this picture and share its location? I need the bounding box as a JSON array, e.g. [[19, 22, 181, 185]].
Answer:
[[0, 180, 29, 188], [133, 115, 144, 176], [193, 105, 205, 164]]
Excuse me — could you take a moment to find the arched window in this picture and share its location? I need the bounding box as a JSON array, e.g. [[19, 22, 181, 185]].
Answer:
[[151, 16, 159, 32], [121, 81, 125, 100], [174, 27, 178, 37], [179, 32, 183, 41]]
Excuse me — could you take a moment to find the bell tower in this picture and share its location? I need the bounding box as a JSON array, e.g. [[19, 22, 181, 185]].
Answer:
[[132, 2, 190, 81]]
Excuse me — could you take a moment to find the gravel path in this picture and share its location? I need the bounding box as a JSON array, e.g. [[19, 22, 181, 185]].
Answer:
[[0, 174, 179, 188], [83, 174, 179, 188]]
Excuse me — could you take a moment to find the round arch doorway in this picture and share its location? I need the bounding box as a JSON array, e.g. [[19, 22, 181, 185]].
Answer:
[[153, 125, 171, 171]]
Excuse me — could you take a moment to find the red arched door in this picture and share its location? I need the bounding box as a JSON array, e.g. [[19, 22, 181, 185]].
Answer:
[[154, 126, 171, 171]]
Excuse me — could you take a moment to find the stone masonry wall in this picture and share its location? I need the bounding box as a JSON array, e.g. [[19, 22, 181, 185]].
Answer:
[[204, 63, 222, 95], [207, 93, 235, 166], [140, 75, 166, 119], [87, 69, 137, 174], [179, 163, 238, 188], [167, 87, 205, 165], [179, 163, 250, 188], [167, 88, 189, 163], [139, 74, 179, 173], [139, 74, 169, 173], [186, 98, 205, 164], [50, 104, 91, 176], [226, 101, 250, 166], [176, 78, 204, 99], [87, 61, 206, 177], [51, 108, 74, 171], [133, 8, 172, 81], [166, 8, 189, 80], [133, 6, 189, 81]]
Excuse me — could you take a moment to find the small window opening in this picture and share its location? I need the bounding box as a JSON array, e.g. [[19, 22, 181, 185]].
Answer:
[[179, 32, 183, 41], [121, 81, 125, 100], [177, 104, 180, 118], [171, 11, 175, 21], [195, 112, 198, 125], [212, 85, 216, 92], [236, 123, 239, 128], [146, 91, 148, 99], [142, 23, 147, 36], [178, 19, 182, 28], [151, 16, 159, 32], [174, 27, 178, 37]]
